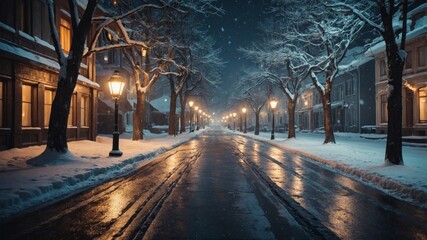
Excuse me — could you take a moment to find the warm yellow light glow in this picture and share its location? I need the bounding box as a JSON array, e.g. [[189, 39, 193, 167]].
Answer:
[[242, 107, 247, 113], [270, 97, 278, 109], [189, 101, 194, 107], [195, 106, 199, 111], [108, 70, 125, 99], [233, 112, 236, 117]]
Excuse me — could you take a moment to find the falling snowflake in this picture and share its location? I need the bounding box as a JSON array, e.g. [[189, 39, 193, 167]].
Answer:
[[234, 18, 238, 22], [221, 27, 225, 32], [228, 41, 231, 44]]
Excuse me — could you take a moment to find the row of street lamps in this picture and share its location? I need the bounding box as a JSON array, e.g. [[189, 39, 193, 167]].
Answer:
[[222, 97, 278, 140], [106, 71, 278, 157], [188, 100, 211, 132]]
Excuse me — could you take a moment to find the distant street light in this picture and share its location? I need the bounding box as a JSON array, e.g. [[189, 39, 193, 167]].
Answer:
[[108, 70, 125, 157], [242, 107, 247, 133], [233, 112, 237, 131], [270, 98, 278, 140], [189, 101, 194, 132]]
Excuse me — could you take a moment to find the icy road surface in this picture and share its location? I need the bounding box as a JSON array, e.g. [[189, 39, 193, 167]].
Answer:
[[1, 129, 426, 240]]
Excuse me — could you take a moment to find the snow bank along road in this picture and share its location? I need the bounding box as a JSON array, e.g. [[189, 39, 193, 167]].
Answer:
[[0, 129, 426, 240]]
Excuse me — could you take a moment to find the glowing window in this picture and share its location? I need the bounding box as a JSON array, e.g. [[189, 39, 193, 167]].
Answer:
[[60, 18, 71, 53], [419, 87, 427, 123]]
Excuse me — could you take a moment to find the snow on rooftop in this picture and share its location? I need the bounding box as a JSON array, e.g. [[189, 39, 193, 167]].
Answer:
[[149, 95, 181, 113], [338, 46, 373, 73], [367, 7, 427, 56], [0, 41, 99, 88]]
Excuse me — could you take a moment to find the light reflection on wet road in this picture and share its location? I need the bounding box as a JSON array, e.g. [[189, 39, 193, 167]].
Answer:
[[231, 133, 427, 240], [0, 129, 426, 240]]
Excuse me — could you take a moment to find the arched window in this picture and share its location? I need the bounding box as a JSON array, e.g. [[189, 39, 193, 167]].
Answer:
[[419, 87, 427, 123]]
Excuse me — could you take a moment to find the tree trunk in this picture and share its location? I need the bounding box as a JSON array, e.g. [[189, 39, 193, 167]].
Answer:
[[47, 69, 76, 152], [255, 111, 260, 135], [169, 91, 178, 135], [133, 90, 146, 140], [384, 40, 404, 165], [288, 101, 296, 139], [322, 93, 335, 144]]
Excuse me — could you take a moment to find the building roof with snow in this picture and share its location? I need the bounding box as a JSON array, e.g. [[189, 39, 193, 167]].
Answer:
[[367, 3, 427, 56], [149, 95, 181, 114]]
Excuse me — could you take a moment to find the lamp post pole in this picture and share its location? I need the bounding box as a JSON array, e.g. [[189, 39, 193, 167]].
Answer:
[[242, 108, 247, 133], [271, 108, 275, 140], [270, 98, 278, 140], [110, 98, 122, 156], [108, 70, 124, 157], [189, 101, 193, 133], [233, 112, 236, 131]]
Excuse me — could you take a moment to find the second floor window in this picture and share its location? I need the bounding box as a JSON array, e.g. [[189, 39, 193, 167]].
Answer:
[[405, 51, 412, 69], [418, 46, 426, 68], [345, 79, 354, 96], [60, 18, 71, 54], [379, 58, 387, 77]]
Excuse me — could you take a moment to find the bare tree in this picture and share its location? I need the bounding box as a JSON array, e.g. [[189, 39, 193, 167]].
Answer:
[[324, 0, 409, 165], [274, 0, 364, 144], [28, 0, 98, 166], [241, 39, 310, 139], [86, 0, 223, 140], [234, 70, 272, 135]]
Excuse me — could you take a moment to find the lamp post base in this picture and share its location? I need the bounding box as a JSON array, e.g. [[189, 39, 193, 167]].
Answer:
[[271, 133, 275, 140], [109, 131, 122, 157], [109, 150, 123, 157]]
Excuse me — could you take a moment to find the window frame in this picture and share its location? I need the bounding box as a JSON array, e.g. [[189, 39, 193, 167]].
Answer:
[[405, 50, 412, 69], [380, 94, 388, 124], [22, 84, 35, 127], [419, 87, 427, 123], [60, 17, 71, 54], [379, 58, 387, 77], [80, 95, 89, 127], [44, 89, 55, 127], [418, 46, 426, 68], [68, 94, 76, 127]]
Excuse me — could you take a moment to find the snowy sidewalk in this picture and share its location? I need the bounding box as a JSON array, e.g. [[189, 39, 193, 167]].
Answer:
[[0, 129, 205, 220], [233, 129, 427, 208]]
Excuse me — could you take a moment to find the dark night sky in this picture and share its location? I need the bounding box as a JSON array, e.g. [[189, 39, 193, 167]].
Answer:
[[206, 0, 269, 102]]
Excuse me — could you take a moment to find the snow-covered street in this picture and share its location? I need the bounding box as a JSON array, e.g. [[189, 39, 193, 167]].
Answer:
[[1, 128, 426, 240], [0, 127, 426, 222]]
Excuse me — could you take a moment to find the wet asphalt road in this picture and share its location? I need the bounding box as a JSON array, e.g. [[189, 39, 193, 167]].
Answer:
[[1, 129, 426, 240]]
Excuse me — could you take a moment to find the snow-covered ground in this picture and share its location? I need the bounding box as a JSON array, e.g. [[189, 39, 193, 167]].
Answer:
[[0, 130, 205, 219], [233, 129, 427, 208], [0, 127, 426, 220]]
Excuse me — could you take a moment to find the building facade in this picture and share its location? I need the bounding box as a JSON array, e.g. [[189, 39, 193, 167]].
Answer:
[[371, 3, 427, 136], [0, 0, 99, 150], [295, 51, 376, 133]]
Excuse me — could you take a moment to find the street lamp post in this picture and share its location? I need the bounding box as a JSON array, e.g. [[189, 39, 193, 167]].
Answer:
[[242, 107, 247, 133], [189, 101, 194, 133], [233, 112, 236, 131], [108, 70, 125, 157], [270, 97, 278, 140]]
